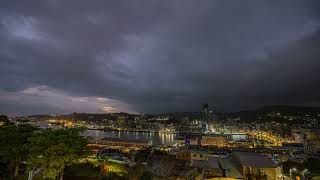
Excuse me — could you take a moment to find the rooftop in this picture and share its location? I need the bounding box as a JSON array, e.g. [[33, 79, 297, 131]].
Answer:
[[191, 157, 221, 170], [233, 152, 279, 168], [219, 158, 242, 179]]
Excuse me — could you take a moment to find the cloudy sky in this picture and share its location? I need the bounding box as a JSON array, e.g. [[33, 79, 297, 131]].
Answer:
[[1, 0, 320, 115]]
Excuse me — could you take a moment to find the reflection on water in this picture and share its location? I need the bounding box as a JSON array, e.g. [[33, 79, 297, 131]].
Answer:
[[82, 130, 247, 146], [81, 130, 176, 145]]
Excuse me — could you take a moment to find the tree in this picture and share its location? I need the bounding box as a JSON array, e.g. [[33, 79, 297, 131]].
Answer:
[[103, 172, 127, 180], [127, 163, 146, 180], [0, 114, 13, 126], [140, 171, 153, 180], [27, 128, 89, 180], [0, 124, 37, 179], [0, 114, 9, 122]]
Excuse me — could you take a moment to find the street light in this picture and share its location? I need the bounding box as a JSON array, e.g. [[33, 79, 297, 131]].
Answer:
[[290, 168, 298, 180], [290, 168, 297, 172]]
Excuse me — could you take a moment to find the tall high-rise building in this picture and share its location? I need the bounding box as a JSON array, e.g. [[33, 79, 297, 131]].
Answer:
[[202, 104, 209, 132]]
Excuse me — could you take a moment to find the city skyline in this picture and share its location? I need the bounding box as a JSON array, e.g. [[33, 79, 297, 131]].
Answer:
[[1, 1, 320, 115]]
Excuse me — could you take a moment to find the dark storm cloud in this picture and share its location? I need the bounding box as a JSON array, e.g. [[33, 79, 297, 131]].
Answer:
[[1, 0, 320, 115]]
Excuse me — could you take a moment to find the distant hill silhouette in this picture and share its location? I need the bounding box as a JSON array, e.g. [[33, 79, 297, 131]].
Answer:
[[256, 105, 320, 113]]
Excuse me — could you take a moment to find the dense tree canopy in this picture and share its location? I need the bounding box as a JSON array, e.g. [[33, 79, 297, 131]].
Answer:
[[0, 123, 37, 179], [0, 121, 89, 180], [27, 129, 89, 180]]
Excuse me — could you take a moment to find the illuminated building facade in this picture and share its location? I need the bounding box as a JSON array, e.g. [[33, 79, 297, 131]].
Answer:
[[201, 135, 227, 147]]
